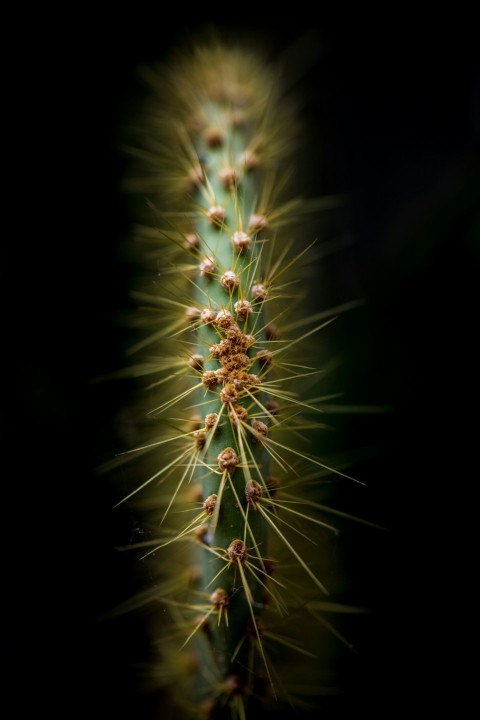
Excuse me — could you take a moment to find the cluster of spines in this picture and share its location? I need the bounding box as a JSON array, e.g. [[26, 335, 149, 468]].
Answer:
[[119, 45, 359, 719]]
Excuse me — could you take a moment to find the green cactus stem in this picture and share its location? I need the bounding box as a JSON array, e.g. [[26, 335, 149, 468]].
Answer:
[[117, 43, 365, 720]]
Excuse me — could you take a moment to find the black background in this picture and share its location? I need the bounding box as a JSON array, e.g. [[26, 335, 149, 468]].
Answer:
[[3, 12, 478, 719]]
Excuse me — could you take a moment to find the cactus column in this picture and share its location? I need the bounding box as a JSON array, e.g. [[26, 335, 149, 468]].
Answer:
[[122, 45, 345, 720]]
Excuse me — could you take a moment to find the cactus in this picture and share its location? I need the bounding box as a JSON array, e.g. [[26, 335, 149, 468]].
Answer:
[[115, 42, 367, 719]]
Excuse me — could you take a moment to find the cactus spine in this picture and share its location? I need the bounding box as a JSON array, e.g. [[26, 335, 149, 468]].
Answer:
[[120, 44, 354, 718]]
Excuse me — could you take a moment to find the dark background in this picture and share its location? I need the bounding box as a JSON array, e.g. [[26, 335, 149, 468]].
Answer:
[[3, 13, 478, 718]]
